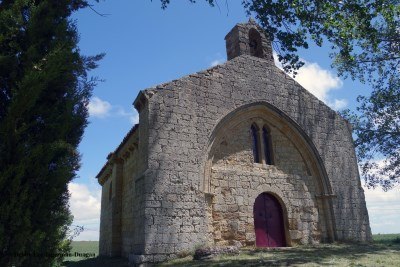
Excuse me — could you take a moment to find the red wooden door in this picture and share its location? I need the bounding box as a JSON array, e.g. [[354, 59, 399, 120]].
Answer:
[[253, 193, 286, 247]]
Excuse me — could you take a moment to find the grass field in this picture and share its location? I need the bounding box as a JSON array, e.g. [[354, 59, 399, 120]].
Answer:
[[62, 234, 400, 266], [62, 240, 128, 267]]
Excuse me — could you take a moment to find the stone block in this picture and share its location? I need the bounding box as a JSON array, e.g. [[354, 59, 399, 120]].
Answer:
[[290, 230, 303, 240]]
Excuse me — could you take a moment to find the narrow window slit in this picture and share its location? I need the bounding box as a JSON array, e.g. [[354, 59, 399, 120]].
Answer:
[[251, 124, 261, 163], [263, 126, 273, 165]]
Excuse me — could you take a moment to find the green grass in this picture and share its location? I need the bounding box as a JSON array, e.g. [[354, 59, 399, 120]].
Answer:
[[65, 241, 98, 261], [61, 241, 128, 267], [372, 233, 400, 244], [62, 234, 400, 267], [160, 234, 400, 267]]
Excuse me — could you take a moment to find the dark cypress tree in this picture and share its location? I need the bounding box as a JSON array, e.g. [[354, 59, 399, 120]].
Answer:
[[0, 1, 102, 266]]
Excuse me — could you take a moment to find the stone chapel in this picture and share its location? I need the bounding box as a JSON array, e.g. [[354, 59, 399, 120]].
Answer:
[[96, 19, 372, 264]]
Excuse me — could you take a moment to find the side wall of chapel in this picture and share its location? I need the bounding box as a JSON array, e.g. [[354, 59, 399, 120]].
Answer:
[[98, 111, 150, 257]]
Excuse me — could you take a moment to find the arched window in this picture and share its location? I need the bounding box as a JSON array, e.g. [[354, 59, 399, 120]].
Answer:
[[249, 28, 263, 58], [109, 182, 112, 202], [251, 124, 261, 163], [263, 126, 273, 165]]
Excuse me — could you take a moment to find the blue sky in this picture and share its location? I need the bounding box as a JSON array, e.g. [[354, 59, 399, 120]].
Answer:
[[69, 0, 400, 240]]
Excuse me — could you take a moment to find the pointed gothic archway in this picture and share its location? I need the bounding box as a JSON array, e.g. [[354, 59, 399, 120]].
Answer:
[[202, 102, 337, 243], [253, 192, 286, 247]]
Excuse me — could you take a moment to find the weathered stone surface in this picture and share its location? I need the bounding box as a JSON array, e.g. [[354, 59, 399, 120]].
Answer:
[[95, 19, 372, 263], [193, 246, 240, 261]]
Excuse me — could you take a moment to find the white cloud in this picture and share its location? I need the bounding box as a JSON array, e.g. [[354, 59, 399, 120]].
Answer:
[[115, 106, 139, 125], [361, 159, 400, 234], [273, 52, 347, 110], [130, 114, 139, 124], [88, 96, 139, 125], [273, 52, 282, 69], [364, 186, 400, 234], [328, 98, 348, 110], [364, 187, 400, 205], [68, 182, 101, 240], [209, 52, 226, 67], [294, 62, 343, 102], [88, 97, 112, 118], [210, 59, 225, 67]]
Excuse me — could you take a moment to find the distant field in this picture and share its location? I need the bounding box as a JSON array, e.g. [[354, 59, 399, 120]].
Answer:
[[371, 233, 400, 243], [64, 241, 99, 266], [62, 241, 128, 267], [63, 241, 98, 261], [62, 234, 400, 267]]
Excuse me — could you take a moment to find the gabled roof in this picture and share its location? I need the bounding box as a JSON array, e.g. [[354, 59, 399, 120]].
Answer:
[[96, 123, 139, 181]]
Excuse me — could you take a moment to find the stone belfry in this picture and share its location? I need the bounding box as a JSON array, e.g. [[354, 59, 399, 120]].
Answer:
[[225, 18, 274, 62]]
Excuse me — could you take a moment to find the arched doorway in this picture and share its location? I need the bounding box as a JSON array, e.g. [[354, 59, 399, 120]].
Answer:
[[203, 103, 336, 243], [253, 192, 286, 247]]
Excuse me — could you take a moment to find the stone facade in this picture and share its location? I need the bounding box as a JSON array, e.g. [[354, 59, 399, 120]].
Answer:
[[96, 19, 372, 264]]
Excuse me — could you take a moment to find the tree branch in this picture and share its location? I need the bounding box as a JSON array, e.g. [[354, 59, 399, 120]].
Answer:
[[88, 4, 109, 17]]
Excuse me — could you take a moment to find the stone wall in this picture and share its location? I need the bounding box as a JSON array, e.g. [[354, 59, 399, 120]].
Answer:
[[98, 125, 147, 257], [139, 53, 371, 262], [209, 118, 323, 246], [120, 139, 141, 256], [99, 178, 112, 255]]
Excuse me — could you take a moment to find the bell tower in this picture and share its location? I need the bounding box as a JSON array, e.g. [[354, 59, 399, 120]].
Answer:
[[225, 18, 273, 62]]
